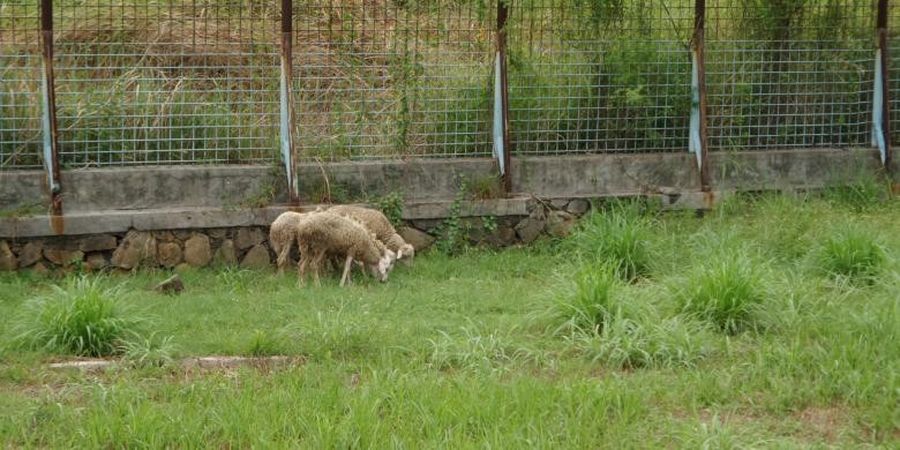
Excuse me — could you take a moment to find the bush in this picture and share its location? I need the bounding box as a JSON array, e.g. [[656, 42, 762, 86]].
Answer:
[[568, 202, 654, 281], [817, 226, 886, 283], [13, 276, 142, 357], [675, 253, 765, 335]]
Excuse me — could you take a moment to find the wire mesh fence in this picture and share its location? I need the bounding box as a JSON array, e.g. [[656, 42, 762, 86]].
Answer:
[[52, 0, 281, 167], [706, 0, 875, 152], [506, 0, 694, 155], [0, 0, 893, 170], [293, 0, 495, 161], [0, 0, 42, 169]]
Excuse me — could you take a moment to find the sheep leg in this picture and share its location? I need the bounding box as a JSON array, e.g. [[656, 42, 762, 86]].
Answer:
[[276, 238, 292, 275], [297, 255, 307, 288], [340, 255, 354, 287], [311, 249, 326, 287]]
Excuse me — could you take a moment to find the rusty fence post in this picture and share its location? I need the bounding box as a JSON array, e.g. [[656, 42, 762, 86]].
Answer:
[[874, 0, 892, 172], [280, 0, 299, 203], [40, 0, 63, 220], [493, 0, 512, 193], [689, 0, 711, 191]]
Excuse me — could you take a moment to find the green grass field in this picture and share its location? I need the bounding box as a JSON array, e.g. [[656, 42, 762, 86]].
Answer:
[[0, 191, 898, 447]]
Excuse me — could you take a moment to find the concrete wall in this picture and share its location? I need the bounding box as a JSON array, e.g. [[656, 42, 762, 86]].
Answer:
[[1, 147, 895, 238]]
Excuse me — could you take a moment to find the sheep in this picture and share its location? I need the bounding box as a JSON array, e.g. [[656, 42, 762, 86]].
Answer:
[[269, 211, 311, 275], [327, 205, 416, 263], [295, 211, 396, 287]]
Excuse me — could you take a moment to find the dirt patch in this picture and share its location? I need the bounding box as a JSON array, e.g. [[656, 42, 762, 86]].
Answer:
[[792, 406, 850, 444]]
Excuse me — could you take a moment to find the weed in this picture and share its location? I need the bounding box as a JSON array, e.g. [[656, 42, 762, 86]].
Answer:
[[824, 177, 887, 212], [567, 201, 655, 281], [465, 175, 504, 200], [434, 190, 468, 255], [816, 226, 886, 283], [554, 261, 622, 335], [481, 215, 498, 233], [120, 332, 177, 368], [674, 252, 765, 335], [12, 276, 143, 357], [246, 329, 286, 357], [376, 192, 405, 229]]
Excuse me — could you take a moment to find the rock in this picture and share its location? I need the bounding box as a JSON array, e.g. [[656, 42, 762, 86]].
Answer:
[[213, 239, 238, 266], [18, 241, 43, 267], [153, 231, 177, 243], [479, 226, 518, 248], [31, 262, 49, 275], [43, 248, 84, 267], [0, 241, 16, 271], [111, 230, 157, 270], [85, 253, 109, 271], [79, 234, 118, 253], [546, 210, 577, 238], [173, 230, 193, 241], [566, 199, 590, 216], [550, 199, 569, 209], [154, 274, 185, 295], [207, 228, 228, 240], [156, 242, 183, 268], [398, 226, 435, 251], [240, 244, 271, 269], [515, 217, 545, 244], [235, 228, 266, 251], [183, 234, 212, 268], [411, 219, 443, 233]]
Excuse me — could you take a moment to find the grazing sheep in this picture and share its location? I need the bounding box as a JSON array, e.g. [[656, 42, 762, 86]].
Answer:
[[296, 212, 396, 287], [327, 205, 416, 262], [269, 211, 311, 275]]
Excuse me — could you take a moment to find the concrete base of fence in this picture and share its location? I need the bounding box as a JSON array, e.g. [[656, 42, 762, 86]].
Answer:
[[0, 147, 891, 241]]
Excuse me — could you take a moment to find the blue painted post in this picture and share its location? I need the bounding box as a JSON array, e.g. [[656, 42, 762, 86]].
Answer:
[[873, 0, 892, 170], [280, 0, 299, 203], [40, 0, 63, 221], [689, 0, 710, 191], [494, 0, 512, 193]]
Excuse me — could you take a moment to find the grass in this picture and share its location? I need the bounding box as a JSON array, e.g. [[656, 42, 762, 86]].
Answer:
[[0, 193, 897, 447]]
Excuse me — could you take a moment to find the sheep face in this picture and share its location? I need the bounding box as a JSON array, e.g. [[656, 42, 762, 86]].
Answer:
[[397, 243, 415, 260], [371, 249, 397, 282]]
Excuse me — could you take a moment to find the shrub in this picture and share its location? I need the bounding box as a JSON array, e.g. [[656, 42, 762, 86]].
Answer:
[[13, 276, 142, 357], [817, 226, 886, 283], [568, 202, 654, 281], [675, 253, 764, 335]]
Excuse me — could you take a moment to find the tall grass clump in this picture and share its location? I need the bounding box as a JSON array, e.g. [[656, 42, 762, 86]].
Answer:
[[567, 201, 655, 281], [12, 276, 142, 357], [675, 252, 765, 335], [816, 226, 886, 283], [554, 261, 623, 335], [554, 262, 710, 369]]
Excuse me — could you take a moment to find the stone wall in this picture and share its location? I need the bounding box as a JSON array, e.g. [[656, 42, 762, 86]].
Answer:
[[0, 198, 592, 274]]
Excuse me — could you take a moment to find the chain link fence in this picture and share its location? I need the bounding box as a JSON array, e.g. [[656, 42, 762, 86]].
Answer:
[[0, 0, 892, 169]]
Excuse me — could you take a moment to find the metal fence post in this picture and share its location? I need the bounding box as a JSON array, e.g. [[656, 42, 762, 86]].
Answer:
[[493, 0, 512, 193], [280, 0, 299, 203], [40, 0, 63, 222], [874, 0, 892, 171], [689, 0, 711, 191]]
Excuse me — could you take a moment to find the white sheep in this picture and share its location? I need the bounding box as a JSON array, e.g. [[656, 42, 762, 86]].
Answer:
[[269, 211, 311, 275], [327, 205, 415, 263], [295, 211, 396, 287]]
